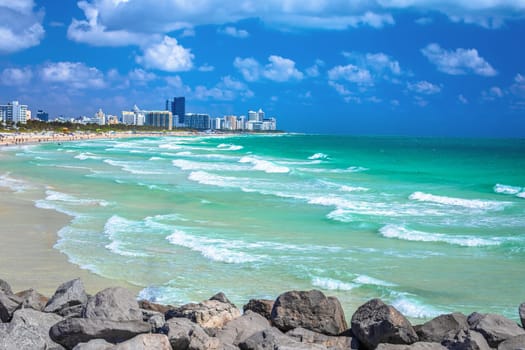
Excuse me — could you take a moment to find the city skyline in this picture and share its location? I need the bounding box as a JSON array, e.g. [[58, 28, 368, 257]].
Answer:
[[0, 1, 524, 136]]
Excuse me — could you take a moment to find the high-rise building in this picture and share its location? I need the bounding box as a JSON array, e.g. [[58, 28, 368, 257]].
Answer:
[[36, 110, 49, 122], [248, 110, 258, 121], [184, 113, 210, 130], [0, 101, 28, 124], [167, 97, 185, 126], [257, 108, 265, 122], [145, 111, 173, 130], [95, 108, 106, 125], [121, 105, 145, 126]]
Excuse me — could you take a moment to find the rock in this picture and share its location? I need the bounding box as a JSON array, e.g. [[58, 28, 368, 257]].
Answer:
[[497, 334, 525, 350], [0, 292, 22, 322], [216, 310, 270, 346], [287, 327, 359, 349], [375, 342, 447, 350], [15, 288, 49, 311], [0, 308, 64, 350], [112, 334, 172, 350], [139, 300, 173, 314], [442, 329, 491, 350], [0, 279, 13, 295], [147, 313, 166, 332], [44, 278, 88, 314], [351, 298, 418, 349], [49, 317, 151, 349], [467, 312, 525, 347], [165, 316, 222, 350], [270, 290, 347, 336], [239, 327, 327, 350], [416, 313, 468, 343], [72, 339, 114, 350], [210, 292, 235, 306], [243, 299, 274, 320], [166, 299, 241, 329], [59, 304, 85, 318], [83, 287, 143, 321], [519, 303, 525, 328]]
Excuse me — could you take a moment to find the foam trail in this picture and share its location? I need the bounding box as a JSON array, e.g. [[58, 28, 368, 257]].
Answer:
[[217, 143, 243, 151], [354, 275, 396, 287], [390, 293, 442, 318], [311, 277, 356, 291], [494, 184, 522, 195], [75, 152, 102, 160], [308, 153, 329, 160], [239, 156, 290, 174], [409, 191, 508, 210], [0, 173, 34, 192], [172, 159, 245, 171]]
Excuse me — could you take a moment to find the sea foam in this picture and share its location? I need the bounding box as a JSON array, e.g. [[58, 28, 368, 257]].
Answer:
[[217, 143, 243, 151], [494, 184, 522, 195], [0, 173, 34, 192], [311, 277, 356, 291], [239, 156, 290, 174], [308, 153, 329, 160], [409, 191, 508, 210]]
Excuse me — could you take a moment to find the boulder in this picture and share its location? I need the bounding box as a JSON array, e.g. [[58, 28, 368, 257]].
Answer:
[[59, 304, 85, 318], [112, 334, 172, 350], [15, 288, 49, 311], [146, 312, 165, 333], [0, 308, 64, 350], [351, 298, 418, 349], [375, 342, 447, 350], [519, 303, 525, 328], [0, 279, 13, 295], [243, 299, 274, 320], [216, 310, 270, 346], [165, 316, 222, 350], [83, 287, 143, 321], [287, 327, 359, 349], [497, 334, 525, 350], [270, 290, 347, 336], [416, 313, 468, 342], [441, 329, 491, 350], [467, 312, 525, 347], [49, 317, 151, 349], [72, 339, 114, 350], [44, 278, 88, 314], [166, 299, 241, 329], [139, 300, 173, 314], [210, 292, 235, 306], [0, 292, 22, 322], [238, 327, 327, 350]]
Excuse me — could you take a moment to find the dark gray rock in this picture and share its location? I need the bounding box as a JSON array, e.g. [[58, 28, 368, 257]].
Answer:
[[0, 279, 13, 295], [112, 334, 172, 349], [83, 287, 143, 321], [467, 312, 525, 347], [0, 308, 65, 350], [239, 327, 327, 350], [416, 313, 468, 343], [49, 317, 151, 349], [72, 339, 114, 350], [351, 298, 418, 350], [44, 278, 88, 314], [270, 290, 347, 336], [0, 292, 22, 322], [497, 334, 525, 350], [216, 310, 270, 346], [165, 316, 222, 350], [147, 312, 165, 333], [287, 326, 359, 349], [519, 303, 525, 329], [59, 304, 85, 318], [210, 292, 235, 306], [243, 299, 274, 320], [166, 299, 241, 329], [375, 342, 447, 350], [138, 299, 172, 314], [442, 329, 491, 350], [15, 288, 49, 311]]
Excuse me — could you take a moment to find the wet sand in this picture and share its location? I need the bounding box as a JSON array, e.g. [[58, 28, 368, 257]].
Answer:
[[0, 188, 138, 296]]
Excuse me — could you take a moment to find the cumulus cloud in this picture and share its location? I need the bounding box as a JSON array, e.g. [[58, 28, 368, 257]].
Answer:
[[219, 26, 249, 38], [40, 61, 105, 89], [0, 67, 33, 86], [193, 76, 254, 101], [421, 43, 497, 77], [458, 94, 468, 104], [342, 51, 403, 81], [128, 68, 156, 83], [328, 64, 373, 85], [234, 56, 303, 82], [510, 73, 525, 99], [407, 80, 442, 95], [0, 0, 45, 54], [136, 36, 194, 72]]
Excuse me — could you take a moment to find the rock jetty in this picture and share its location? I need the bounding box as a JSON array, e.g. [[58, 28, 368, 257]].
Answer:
[[1, 277, 524, 349]]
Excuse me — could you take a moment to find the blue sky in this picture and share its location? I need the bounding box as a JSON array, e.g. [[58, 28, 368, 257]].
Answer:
[[1, 0, 524, 136]]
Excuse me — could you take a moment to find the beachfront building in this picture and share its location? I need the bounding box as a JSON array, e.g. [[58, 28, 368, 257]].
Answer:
[[121, 105, 145, 126], [145, 110, 173, 130], [166, 97, 185, 126], [0, 101, 29, 124], [185, 113, 211, 130], [95, 108, 106, 125], [36, 110, 49, 122]]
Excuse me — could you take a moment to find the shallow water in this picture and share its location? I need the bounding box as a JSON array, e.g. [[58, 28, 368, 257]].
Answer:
[[1, 134, 524, 320]]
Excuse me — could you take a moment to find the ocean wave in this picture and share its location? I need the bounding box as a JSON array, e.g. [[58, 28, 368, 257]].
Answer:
[[74, 152, 102, 160], [159, 143, 184, 150], [353, 275, 396, 287], [390, 294, 442, 319], [217, 143, 243, 151], [379, 224, 506, 247], [45, 190, 110, 207], [517, 192, 525, 199], [172, 159, 245, 172], [166, 229, 260, 264], [174, 151, 192, 156], [340, 185, 369, 192], [104, 159, 164, 175], [149, 157, 163, 161], [311, 277, 356, 291], [409, 191, 508, 210], [494, 183, 522, 195], [0, 173, 35, 192], [239, 156, 290, 174], [308, 153, 329, 160]]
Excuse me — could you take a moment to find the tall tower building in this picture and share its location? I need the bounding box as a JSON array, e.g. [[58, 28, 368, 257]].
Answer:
[[168, 97, 185, 125]]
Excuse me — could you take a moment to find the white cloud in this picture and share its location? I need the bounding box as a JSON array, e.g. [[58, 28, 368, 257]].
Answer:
[[407, 80, 442, 95], [510, 73, 525, 99], [194, 76, 254, 101], [482, 86, 505, 101], [219, 26, 249, 38], [136, 36, 194, 72], [0, 67, 33, 86], [0, 0, 44, 53], [328, 64, 373, 85], [415, 17, 433, 25], [458, 94, 468, 104], [128, 68, 156, 83], [198, 64, 215, 72], [421, 43, 497, 76], [234, 56, 303, 82], [40, 61, 105, 89]]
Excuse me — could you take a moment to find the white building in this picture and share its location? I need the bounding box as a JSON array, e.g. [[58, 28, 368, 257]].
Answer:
[[121, 105, 145, 126], [95, 108, 106, 125], [0, 101, 28, 124]]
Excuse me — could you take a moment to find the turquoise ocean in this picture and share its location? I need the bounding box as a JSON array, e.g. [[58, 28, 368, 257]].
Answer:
[[1, 134, 525, 320]]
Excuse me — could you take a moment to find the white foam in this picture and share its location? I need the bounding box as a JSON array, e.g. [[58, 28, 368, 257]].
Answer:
[[104, 159, 164, 175], [74, 152, 102, 160], [174, 151, 192, 156], [217, 143, 243, 151], [353, 275, 396, 287], [166, 229, 259, 264], [159, 143, 183, 150], [494, 183, 522, 195], [0, 173, 34, 192], [391, 294, 442, 319], [340, 185, 369, 192], [311, 277, 356, 291], [409, 191, 508, 210], [239, 156, 290, 174], [45, 190, 110, 207], [172, 159, 245, 172], [149, 157, 163, 161], [379, 224, 505, 247], [308, 153, 329, 160], [517, 192, 525, 199]]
